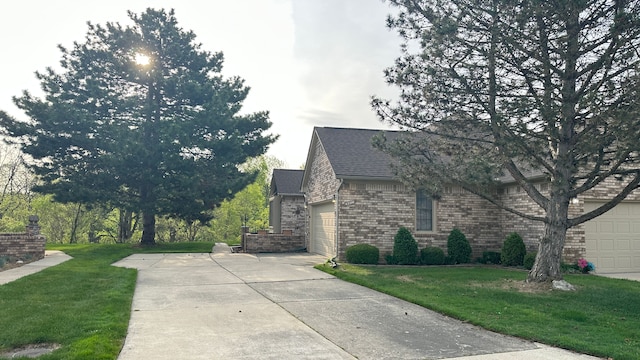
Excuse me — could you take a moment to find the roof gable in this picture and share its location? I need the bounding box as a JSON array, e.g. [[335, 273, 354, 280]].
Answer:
[[313, 127, 402, 180], [270, 169, 304, 196]]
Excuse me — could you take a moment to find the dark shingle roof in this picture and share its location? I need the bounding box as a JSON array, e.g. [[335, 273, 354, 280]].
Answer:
[[314, 127, 403, 179], [271, 169, 304, 196], [310, 126, 547, 185]]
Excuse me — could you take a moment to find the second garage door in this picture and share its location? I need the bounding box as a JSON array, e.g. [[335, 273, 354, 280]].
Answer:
[[311, 202, 336, 258], [584, 201, 640, 273]]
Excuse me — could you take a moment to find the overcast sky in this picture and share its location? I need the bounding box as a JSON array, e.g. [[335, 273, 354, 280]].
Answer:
[[0, 0, 401, 168]]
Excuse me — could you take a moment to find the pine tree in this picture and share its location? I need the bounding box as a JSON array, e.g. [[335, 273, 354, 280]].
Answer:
[[0, 9, 275, 244], [373, 0, 640, 282]]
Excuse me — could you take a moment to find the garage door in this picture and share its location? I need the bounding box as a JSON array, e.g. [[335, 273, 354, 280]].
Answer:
[[311, 202, 336, 257], [584, 201, 640, 273]]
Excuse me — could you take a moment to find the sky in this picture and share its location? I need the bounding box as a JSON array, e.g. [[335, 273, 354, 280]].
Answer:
[[0, 0, 402, 168]]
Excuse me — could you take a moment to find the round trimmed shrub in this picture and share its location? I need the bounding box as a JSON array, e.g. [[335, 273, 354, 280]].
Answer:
[[393, 227, 419, 265], [501, 232, 527, 266], [345, 244, 380, 264], [480, 251, 501, 265], [524, 251, 537, 270], [447, 228, 472, 264], [421, 246, 445, 265]]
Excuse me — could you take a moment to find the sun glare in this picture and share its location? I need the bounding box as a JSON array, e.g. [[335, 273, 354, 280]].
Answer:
[[135, 53, 150, 66]]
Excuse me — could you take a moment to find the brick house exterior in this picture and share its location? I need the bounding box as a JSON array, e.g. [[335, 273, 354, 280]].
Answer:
[[297, 127, 640, 271], [269, 169, 305, 236]]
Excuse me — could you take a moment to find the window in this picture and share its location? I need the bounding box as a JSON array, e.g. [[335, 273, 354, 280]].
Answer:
[[416, 190, 433, 231]]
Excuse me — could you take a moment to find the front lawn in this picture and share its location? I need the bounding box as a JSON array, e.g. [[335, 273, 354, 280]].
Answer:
[[317, 263, 640, 360], [0, 242, 214, 360]]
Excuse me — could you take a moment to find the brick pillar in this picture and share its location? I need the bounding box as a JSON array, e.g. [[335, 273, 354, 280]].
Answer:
[[26, 215, 40, 236]]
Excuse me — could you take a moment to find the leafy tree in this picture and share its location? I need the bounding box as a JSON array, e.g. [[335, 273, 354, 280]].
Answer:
[[373, 1, 640, 282], [0, 144, 35, 220], [26, 195, 108, 243], [210, 155, 281, 243], [0, 9, 275, 245]]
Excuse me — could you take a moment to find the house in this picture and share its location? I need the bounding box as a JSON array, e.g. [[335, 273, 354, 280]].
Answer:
[[269, 169, 305, 235], [240, 169, 305, 253], [298, 126, 640, 273]]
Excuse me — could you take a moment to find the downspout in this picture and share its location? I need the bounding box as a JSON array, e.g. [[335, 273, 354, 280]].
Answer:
[[335, 179, 343, 259]]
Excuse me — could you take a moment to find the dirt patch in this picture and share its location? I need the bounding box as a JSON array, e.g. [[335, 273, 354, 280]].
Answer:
[[396, 275, 417, 283], [0, 343, 61, 358], [505, 279, 553, 293], [468, 279, 553, 293]]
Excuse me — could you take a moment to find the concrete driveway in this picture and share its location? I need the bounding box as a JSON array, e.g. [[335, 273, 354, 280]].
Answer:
[[112, 244, 601, 360]]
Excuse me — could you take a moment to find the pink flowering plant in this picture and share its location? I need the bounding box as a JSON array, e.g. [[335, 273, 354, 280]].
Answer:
[[577, 258, 595, 274]]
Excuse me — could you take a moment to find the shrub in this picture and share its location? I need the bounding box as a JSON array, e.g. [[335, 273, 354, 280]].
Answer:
[[420, 246, 445, 265], [447, 228, 472, 264], [561, 262, 580, 273], [501, 232, 527, 266], [345, 244, 380, 264], [385, 254, 398, 265], [479, 251, 501, 265], [393, 227, 419, 265], [524, 252, 537, 270]]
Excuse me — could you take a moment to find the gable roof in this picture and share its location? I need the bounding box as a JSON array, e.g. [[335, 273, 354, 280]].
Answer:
[[301, 126, 550, 190], [310, 127, 403, 180], [270, 169, 304, 196]]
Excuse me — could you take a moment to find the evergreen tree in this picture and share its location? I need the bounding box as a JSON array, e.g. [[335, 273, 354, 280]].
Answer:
[[373, 0, 640, 282], [0, 9, 275, 244]]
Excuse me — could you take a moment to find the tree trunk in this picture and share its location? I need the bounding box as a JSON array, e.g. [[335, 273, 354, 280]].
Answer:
[[141, 212, 156, 245], [69, 203, 82, 244], [527, 221, 567, 282], [118, 209, 137, 243], [527, 195, 570, 282]]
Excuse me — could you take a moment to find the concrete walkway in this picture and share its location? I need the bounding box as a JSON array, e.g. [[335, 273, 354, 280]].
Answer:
[[0, 250, 72, 285], [113, 244, 602, 360]]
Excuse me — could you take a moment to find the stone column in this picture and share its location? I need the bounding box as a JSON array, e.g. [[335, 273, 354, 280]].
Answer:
[[26, 215, 40, 236]]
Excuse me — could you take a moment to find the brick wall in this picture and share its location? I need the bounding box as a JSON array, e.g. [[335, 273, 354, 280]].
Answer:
[[305, 140, 341, 203], [496, 178, 640, 263], [339, 181, 414, 260], [242, 233, 305, 253], [497, 183, 547, 253], [280, 195, 305, 236], [304, 140, 341, 251], [338, 181, 503, 261], [0, 216, 46, 261]]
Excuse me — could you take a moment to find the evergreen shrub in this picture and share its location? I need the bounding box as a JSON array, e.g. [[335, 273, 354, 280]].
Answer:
[[393, 227, 419, 265], [501, 232, 527, 266], [444, 256, 456, 265], [524, 252, 537, 270], [345, 244, 380, 264], [421, 246, 445, 265], [385, 254, 398, 265], [480, 251, 501, 265], [447, 228, 472, 264]]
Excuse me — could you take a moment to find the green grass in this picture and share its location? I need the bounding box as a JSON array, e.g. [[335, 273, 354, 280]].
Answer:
[[317, 264, 640, 360], [0, 242, 214, 360]]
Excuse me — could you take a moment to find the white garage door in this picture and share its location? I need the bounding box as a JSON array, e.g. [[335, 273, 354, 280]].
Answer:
[[584, 201, 640, 273], [311, 202, 336, 258]]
